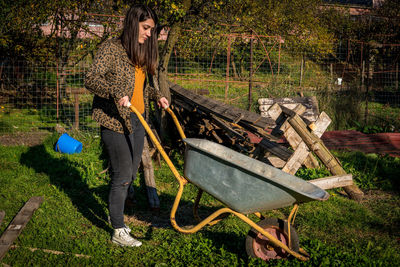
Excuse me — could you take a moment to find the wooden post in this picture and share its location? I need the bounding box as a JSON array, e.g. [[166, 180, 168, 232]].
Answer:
[[141, 138, 160, 210], [288, 114, 364, 200], [66, 87, 86, 131]]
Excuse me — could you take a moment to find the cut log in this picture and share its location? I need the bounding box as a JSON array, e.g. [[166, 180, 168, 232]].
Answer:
[[0, 197, 43, 260], [308, 174, 353, 190], [288, 114, 364, 200]]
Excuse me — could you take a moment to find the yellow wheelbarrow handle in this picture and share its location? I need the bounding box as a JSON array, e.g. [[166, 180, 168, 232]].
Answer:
[[128, 104, 187, 184], [165, 107, 186, 140]]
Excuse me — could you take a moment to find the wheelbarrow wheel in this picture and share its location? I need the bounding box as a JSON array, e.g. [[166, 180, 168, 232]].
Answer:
[[245, 218, 299, 261]]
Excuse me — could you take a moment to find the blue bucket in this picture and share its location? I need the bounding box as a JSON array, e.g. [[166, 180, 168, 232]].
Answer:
[[55, 133, 82, 154]]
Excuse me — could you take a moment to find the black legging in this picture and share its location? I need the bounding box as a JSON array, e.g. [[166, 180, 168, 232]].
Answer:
[[101, 112, 145, 229]]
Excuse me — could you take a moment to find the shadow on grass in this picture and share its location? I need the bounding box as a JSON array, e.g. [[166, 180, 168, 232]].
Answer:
[[125, 183, 250, 256], [18, 144, 251, 256], [20, 144, 110, 231]]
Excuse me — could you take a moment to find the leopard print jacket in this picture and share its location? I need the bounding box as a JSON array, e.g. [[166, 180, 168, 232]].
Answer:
[[85, 38, 163, 134]]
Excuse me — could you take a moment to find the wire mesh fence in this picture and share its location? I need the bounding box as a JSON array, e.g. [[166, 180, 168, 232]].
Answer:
[[1, 31, 399, 136]]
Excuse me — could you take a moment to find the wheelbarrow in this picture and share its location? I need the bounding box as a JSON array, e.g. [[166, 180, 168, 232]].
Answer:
[[128, 104, 329, 261]]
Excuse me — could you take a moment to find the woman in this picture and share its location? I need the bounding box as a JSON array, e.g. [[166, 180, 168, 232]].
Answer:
[[85, 4, 168, 247]]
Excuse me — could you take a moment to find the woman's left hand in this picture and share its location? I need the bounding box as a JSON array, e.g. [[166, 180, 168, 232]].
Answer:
[[158, 97, 169, 109]]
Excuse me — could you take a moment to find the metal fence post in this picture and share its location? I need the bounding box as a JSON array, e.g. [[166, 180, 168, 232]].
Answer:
[[225, 35, 231, 102], [248, 32, 253, 111]]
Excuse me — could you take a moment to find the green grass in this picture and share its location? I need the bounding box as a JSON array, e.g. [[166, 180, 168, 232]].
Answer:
[[0, 102, 98, 135], [0, 106, 57, 134], [0, 133, 399, 266]]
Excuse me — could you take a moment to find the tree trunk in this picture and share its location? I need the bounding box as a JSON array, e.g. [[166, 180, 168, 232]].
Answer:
[[156, 0, 192, 140]]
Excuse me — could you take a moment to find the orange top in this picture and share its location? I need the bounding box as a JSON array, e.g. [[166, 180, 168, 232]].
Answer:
[[130, 67, 145, 114]]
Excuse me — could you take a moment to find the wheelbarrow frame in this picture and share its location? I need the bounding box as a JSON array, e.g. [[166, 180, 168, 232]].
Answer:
[[129, 105, 309, 261]]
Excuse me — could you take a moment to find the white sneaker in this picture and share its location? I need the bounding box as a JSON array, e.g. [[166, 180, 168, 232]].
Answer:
[[112, 227, 142, 247], [124, 224, 131, 233], [107, 216, 131, 233]]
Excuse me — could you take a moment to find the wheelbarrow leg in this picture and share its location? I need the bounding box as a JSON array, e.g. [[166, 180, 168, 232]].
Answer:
[[287, 204, 300, 249], [193, 189, 203, 222]]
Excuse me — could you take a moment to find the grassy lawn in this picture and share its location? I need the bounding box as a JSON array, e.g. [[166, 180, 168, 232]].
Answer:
[[0, 132, 399, 266]]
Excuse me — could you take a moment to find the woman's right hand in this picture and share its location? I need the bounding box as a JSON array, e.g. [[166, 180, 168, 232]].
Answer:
[[118, 96, 130, 107]]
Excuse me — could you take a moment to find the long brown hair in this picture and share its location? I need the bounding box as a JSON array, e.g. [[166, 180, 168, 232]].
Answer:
[[120, 4, 158, 75]]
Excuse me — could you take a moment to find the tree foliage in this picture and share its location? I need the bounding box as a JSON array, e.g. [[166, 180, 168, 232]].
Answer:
[[0, 0, 127, 63]]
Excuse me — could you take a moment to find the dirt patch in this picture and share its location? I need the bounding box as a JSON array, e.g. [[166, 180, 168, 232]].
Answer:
[[361, 189, 399, 203], [0, 131, 50, 147]]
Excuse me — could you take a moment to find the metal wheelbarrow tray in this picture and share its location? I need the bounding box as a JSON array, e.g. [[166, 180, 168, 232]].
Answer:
[[183, 138, 329, 214], [128, 104, 330, 261]]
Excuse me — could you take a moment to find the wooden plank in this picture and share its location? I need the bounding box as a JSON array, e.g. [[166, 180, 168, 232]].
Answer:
[[169, 82, 276, 128], [0, 197, 43, 261], [210, 114, 246, 141], [258, 139, 292, 161], [312, 112, 331, 138], [279, 104, 306, 149], [0, 211, 4, 227], [267, 103, 318, 173], [282, 112, 331, 174], [259, 96, 319, 122], [282, 145, 305, 174], [303, 152, 320, 169], [308, 174, 353, 190], [280, 105, 313, 126], [266, 157, 286, 168]]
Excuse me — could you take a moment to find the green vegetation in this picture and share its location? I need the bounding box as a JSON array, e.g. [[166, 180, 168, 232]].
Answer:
[[0, 106, 57, 134], [0, 100, 97, 135], [0, 133, 399, 266]]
